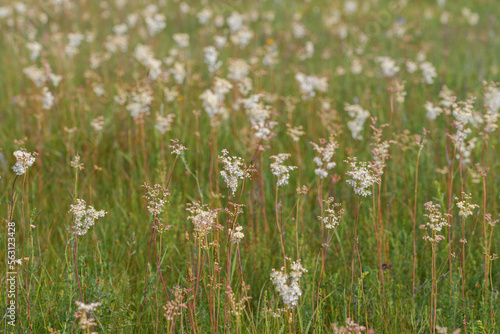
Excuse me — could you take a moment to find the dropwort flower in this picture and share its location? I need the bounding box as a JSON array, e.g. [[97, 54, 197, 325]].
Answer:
[[455, 192, 479, 218], [270, 259, 307, 309], [219, 149, 253, 196], [12, 149, 37, 175], [69, 199, 107, 235], [142, 183, 169, 216], [270, 153, 297, 186], [344, 157, 380, 197]]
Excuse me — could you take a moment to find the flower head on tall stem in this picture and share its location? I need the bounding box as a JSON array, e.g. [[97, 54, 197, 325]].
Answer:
[[319, 197, 344, 230], [168, 138, 188, 155], [270, 153, 297, 186], [12, 149, 37, 175], [219, 149, 254, 196], [69, 199, 107, 236], [344, 157, 380, 197], [187, 201, 221, 246], [455, 192, 479, 218], [420, 202, 451, 242], [270, 259, 307, 309], [310, 137, 338, 179]]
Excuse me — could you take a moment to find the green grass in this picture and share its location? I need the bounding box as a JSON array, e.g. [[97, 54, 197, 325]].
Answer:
[[1, 0, 499, 333]]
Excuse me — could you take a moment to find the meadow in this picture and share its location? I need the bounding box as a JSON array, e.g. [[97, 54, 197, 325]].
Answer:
[[1, 0, 500, 333]]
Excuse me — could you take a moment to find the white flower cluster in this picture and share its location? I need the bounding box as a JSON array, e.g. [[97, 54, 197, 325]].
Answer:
[[229, 225, 244, 244], [173, 33, 190, 48], [219, 149, 252, 196], [423, 202, 449, 232], [200, 77, 233, 119], [75, 301, 101, 313], [295, 72, 328, 100], [126, 87, 154, 118], [319, 198, 344, 230], [345, 103, 370, 140], [134, 44, 162, 80], [69, 199, 107, 236], [310, 138, 338, 179], [451, 97, 482, 163], [270, 259, 307, 309], [424, 101, 443, 120], [144, 12, 166, 36], [344, 157, 381, 197], [204, 46, 222, 74], [142, 183, 169, 216], [187, 202, 219, 242], [155, 113, 176, 134], [42, 87, 55, 110], [419, 61, 437, 84], [270, 153, 297, 187], [455, 192, 479, 218], [228, 58, 250, 82], [23, 65, 62, 87], [375, 56, 400, 77], [12, 150, 36, 175], [484, 82, 500, 133]]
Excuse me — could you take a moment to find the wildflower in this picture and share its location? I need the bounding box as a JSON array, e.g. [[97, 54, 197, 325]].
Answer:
[[12, 149, 37, 175], [228, 58, 249, 82], [219, 149, 253, 196], [420, 61, 437, 84], [270, 153, 297, 186], [142, 183, 169, 216], [145, 13, 166, 36], [69, 199, 107, 236], [345, 103, 370, 140], [310, 138, 338, 179], [168, 139, 188, 155], [187, 202, 220, 243], [295, 72, 328, 100], [90, 116, 105, 131], [344, 157, 380, 197], [319, 198, 344, 230], [227, 11, 244, 33], [70, 155, 84, 170], [270, 259, 307, 309], [226, 285, 251, 316], [173, 33, 190, 48], [287, 124, 305, 142], [455, 193, 479, 218], [229, 225, 244, 244], [75, 301, 101, 331], [375, 56, 400, 77], [155, 114, 176, 134], [424, 101, 443, 120], [164, 287, 188, 321], [422, 201, 449, 234], [204, 46, 222, 74], [370, 121, 392, 177], [26, 41, 42, 61]]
